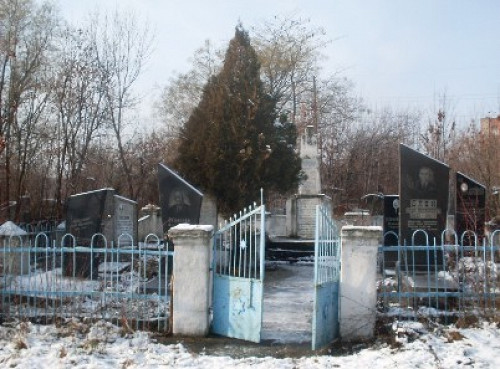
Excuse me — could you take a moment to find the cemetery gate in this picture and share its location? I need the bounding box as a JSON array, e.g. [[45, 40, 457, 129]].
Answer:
[[211, 203, 266, 342], [312, 204, 340, 350], [211, 203, 340, 349]]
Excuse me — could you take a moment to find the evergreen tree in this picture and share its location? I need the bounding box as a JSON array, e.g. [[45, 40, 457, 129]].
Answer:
[[176, 26, 301, 217]]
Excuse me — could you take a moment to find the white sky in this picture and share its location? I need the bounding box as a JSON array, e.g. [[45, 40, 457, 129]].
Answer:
[[54, 0, 500, 126]]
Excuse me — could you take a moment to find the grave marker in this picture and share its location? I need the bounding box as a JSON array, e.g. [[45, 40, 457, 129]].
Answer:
[[65, 188, 137, 277], [399, 144, 449, 268], [456, 172, 485, 244], [158, 164, 203, 233]]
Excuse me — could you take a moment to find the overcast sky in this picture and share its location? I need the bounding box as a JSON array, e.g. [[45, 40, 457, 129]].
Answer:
[[55, 0, 500, 125]]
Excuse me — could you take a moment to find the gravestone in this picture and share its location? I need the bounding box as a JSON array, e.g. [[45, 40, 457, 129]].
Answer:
[[65, 188, 137, 277], [456, 172, 485, 244], [157, 164, 203, 234], [383, 195, 399, 241], [0, 221, 29, 275], [382, 195, 399, 268], [400, 144, 449, 268], [138, 204, 163, 242]]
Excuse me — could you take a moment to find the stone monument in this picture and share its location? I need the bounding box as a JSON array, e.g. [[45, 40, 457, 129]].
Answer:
[[285, 125, 332, 239]]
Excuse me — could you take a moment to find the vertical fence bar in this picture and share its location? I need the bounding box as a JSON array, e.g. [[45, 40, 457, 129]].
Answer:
[[260, 204, 265, 282], [491, 233, 497, 312]]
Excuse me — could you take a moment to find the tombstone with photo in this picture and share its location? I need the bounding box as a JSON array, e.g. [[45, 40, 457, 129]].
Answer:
[[158, 164, 203, 234], [399, 144, 449, 268], [456, 172, 486, 245]]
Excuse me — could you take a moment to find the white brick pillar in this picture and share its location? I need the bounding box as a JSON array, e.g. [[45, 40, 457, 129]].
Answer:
[[168, 224, 213, 336], [340, 226, 382, 341]]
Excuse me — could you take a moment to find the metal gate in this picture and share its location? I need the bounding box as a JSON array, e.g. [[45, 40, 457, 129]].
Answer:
[[211, 203, 265, 342], [312, 205, 340, 350]]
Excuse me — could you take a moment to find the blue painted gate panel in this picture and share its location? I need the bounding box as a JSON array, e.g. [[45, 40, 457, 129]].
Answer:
[[312, 205, 340, 350], [313, 281, 339, 349], [212, 275, 263, 342], [211, 203, 265, 343]]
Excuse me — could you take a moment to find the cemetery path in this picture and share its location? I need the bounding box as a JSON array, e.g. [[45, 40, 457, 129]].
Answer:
[[261, 262, 314, 344]]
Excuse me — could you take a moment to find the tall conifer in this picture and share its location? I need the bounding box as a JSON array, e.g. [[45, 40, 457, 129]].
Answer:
[[177, 25, 301, 216]]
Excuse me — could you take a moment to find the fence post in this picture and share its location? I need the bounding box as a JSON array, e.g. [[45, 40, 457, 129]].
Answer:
[[168, 224, 214, 336], [340, 225, 382, 341]]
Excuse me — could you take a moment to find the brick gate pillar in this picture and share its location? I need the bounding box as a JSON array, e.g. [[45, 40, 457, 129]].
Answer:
[[168, 224, 213, 336]]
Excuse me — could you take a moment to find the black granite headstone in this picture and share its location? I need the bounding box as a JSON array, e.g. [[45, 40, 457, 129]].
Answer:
[[65, 188, 137, 277], [65, 189, 113, 277], [382, 195, 400, 268], [456, 172, 485, 245], [400, 144, 449, 268], [66, 189, 113, 246], [383, 195, 399, 245], [158, 164, 203, 233], [400, 144, 450, 244]]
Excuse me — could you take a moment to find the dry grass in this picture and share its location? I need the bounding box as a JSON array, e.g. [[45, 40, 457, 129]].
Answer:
[[14, 338, 27, 350], [445, 330, 465, 342]]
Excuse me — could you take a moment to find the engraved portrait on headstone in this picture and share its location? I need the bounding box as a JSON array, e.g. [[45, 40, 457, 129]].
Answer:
[[167, 187, 192, 220], [158, 164, 203, 233]]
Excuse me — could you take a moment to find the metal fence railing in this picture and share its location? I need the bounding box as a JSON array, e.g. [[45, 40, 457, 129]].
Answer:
[[0, 232, 172, 332], [378, 229, 500, 323], [314, 205, 340, 286], [213, 203, 265, 280]]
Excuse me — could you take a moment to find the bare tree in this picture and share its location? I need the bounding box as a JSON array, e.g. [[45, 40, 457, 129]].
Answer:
[[49, 23, 110, 214], [449, 119, 500, 219], [421, 92, 456, 162], [0, 0, 58, 220], [90, 9, 153, 198], [251, 14, 328, 121], [321, 107, 422, 214], [157, 40, 222, 139]]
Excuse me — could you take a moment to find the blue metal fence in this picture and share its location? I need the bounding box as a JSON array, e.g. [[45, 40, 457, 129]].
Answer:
[[0, 232, 172, 332], [378, 229, 500, 322]]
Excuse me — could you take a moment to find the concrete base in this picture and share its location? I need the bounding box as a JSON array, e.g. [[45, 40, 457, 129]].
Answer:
[[286, 194, 332, 239]]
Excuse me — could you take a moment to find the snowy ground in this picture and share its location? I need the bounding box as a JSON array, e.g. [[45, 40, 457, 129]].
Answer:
[[0, 319, 499, 368], [1, 262, 499, 368]]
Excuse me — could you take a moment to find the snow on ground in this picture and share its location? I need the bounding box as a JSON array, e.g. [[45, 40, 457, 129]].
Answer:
[[1, 262, 499, 367], [0, 319, 499, 368]]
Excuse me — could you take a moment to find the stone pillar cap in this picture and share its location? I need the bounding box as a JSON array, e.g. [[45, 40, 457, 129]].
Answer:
[[168, 224, 214, 238]]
